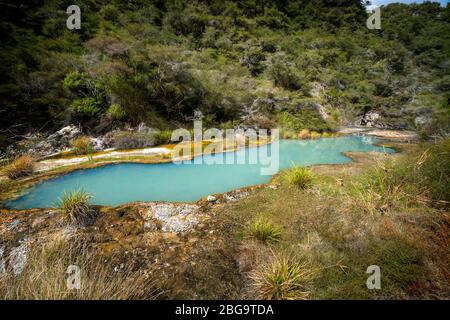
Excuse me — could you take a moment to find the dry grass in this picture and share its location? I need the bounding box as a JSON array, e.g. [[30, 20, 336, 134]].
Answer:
[[250, 252, 314, 300], [0, 234, 159, 299], [310, 131, 321, 139], [2, 155, 34, 179], [71, 136, 93, 155], [298, 129, 311, 139]]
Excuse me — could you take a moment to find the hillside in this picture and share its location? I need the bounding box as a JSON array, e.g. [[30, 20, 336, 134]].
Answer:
[[0, 0, 449, 154]]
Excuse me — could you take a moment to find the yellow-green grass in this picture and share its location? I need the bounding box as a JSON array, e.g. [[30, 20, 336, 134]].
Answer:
[[58, 189, 94, 224], [248, 217, 282, 244], [250, 252, 314, 300], [71, 136, 94, 155], [282, 166, 315, 189], [215, 139, 449, 299]]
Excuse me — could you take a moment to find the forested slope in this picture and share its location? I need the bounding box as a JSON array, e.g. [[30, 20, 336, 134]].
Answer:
[[0, 0, 449, 150]]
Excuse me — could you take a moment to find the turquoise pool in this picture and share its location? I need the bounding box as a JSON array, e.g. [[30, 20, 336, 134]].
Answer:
[[5, 136, 393, 209]]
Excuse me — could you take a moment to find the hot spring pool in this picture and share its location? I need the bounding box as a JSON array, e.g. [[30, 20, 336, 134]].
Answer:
[[5, 136, 393, 209]]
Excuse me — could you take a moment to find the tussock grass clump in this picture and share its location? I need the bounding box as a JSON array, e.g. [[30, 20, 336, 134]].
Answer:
[[248, 217, 282, 244], [0, 235, 159, 299], [250, 253, 314, 300], [58, 189, 94, 224], [71, 136, 93, 155], [283, 166, 315, 189], [2, 155, 34, 179]]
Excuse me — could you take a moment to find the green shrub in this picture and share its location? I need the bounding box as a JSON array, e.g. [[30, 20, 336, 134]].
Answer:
[[107, 104, 126, 121], [267, 54, 302, 90], [58, 189, 93, 224], [71, 136, 93, 155], [71, 98, 102, 118], [2, 155, 34, 179], [110, 131, 156, 150], [100, 4, 120, 21], [250, 253, 313, 300], [63, 71, 90, 91], [248, 217, 282, 244], [370, 240, 424, 292], [154, 130, 173, 145], [283, 167, 315, 189]]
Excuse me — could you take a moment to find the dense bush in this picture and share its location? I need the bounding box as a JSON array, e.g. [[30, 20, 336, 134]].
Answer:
[[71, 98, 103, 118], [154, 130, 173, 145], [109, 131, 156, 150], [0, 0, 448, 150], [107, 104, 127, 121]]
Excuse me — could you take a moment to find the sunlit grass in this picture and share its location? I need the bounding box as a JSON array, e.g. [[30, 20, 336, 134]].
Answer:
[[58, 189, 94, 224], [282, 166, 315, 189], [248, 217, 282, 244], [250, 252, 314, 300], [2, 155, 35, 179]]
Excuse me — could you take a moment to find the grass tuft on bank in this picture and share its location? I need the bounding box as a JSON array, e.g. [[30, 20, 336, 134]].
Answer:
[[58, 189, 95, 225], [250, 252, 314, 300], [282, 166, 315, 189], [248, 217, 282, 244]]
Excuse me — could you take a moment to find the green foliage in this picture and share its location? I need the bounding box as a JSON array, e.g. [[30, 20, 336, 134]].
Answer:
[[250, 253, 313, 300], [248, 217, 282, 244], [370, 240, 424, 291], [154, 130, 173, 145], [283, 167, 315, 189], [107, 104, 127, 121], [0, 0, 449, 150], [267, 54, 302, 90], [63, 72, 90, 92], [71, 98, 102, 118], [109, 130, 156, 150], [100, 4, 120, 22], [353, 139, 450, 213], [278, 110, 330, 132], [58, 189, 93, 224]]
